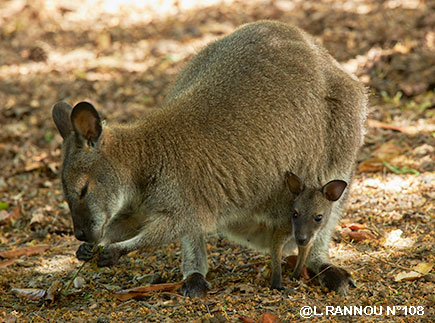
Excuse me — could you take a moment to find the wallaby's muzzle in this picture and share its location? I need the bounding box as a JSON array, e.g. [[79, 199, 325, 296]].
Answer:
[[71, 209, 99, 243], [74, 227, 88, 241]]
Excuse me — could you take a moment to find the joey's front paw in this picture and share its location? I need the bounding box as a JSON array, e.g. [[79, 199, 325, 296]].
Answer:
[[318, 264, 356, 295], [76, 243, 94, 261], [97, 246, 121, 267], [181, 273, 210, 299]]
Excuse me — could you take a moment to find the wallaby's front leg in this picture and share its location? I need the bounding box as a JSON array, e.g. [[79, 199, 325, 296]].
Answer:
[[306, 207, 355, 294], [180, 234, 210, 298], [75, 213, 146, 265], [291, 244, 310, 279], [96, 214, 185, 267]]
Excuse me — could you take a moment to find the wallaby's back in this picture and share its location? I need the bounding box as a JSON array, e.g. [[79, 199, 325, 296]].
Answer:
[[149, 21, 367, 216]]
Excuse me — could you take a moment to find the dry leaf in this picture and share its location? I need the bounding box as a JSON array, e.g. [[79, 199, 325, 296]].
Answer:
[[341, 231, 376, 242], [0, 245, 50, 259], [0, 205, 20, 226], [4, 313, 18, 323], [284, 256, 310, 280], [113, 282, 183, 301], [239, 316, 255, 323], [394, 263, 434, 282], [238, 284, 254, 293], [11, 288, 46, 301], [342, 223, 366, 231], [367, 119, 413, 135], [258, 312, 281, 323], [358, 157, 384, 173], [46, 281, 62, 304], [30, 209, 45, 226], [0, 258, 17, 268]]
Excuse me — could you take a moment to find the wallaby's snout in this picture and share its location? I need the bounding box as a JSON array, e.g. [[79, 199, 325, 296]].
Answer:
[[71, 211, 97, 242], [74, 227, 88, 242]]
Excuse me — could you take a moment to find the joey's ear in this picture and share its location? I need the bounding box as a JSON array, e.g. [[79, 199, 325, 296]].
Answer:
[[322, 180, 347, 201], [70, 102, 102, 145], [286, 172, 303, 195], [52, 102, 73, 139]]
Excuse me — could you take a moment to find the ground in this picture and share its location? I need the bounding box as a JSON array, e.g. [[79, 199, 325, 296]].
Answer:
[[0, 0, 434, 322]]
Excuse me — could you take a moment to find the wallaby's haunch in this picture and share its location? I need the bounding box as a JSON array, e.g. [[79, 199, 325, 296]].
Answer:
[[52, 21, 367, 298]]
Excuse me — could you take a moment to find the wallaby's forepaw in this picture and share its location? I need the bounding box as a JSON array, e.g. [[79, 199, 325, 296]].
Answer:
[[97, 246, 121, 267], [318, 264, 356, 295], [76, 243, 94, 261], [181, 273, 210, 298]]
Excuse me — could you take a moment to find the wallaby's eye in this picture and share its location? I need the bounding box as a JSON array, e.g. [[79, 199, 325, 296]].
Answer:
[[314, 214, 323, 222], [293, 211, 298, 218], [79, 181, 89, 199]]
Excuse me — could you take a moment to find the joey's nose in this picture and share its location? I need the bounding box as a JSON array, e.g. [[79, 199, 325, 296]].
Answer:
[[296, 237, 308, 246]]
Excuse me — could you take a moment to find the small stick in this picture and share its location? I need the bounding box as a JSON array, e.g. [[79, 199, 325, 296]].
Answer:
[[63, 245, 102, 295], [63, 260, 88, 295]]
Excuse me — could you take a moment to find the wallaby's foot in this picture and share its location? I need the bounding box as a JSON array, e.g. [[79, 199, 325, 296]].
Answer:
[[270, 275, 283, 290], [181, 273, 210, 298], [290, 269, 302, 280], [318, 264, 356, 295], [76, 243, 94, 261], [270, 283, 284, 291], [97, 245, 122, 267]]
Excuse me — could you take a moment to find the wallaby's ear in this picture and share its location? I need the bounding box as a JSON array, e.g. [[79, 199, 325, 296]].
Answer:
[[70, 102, 102, 145], [286, 172, 303, 195], [322, 180, 347, 201], [52, 102, 73, 139]]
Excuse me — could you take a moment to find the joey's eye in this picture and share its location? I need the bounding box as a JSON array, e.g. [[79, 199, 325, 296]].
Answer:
[[79, 181, 89, 199], [314, 214, 323, 222], [293, 211, 298, 218]]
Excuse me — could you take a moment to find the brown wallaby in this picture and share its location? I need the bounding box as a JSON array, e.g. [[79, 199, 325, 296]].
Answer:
[[285, 172, 356, 293], [52, 20, 367, 298]]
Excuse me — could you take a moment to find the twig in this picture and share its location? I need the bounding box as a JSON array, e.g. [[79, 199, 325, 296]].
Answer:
[[231, 261, 264, 273], [63, 245, 101, 295], [307, 264, 333, 283], [204, 302, 211, 316], [63, 260, 88, 295]]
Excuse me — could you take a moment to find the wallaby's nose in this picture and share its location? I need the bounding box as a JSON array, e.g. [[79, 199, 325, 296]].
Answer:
[[296, 237, 308, 246], [74, 228, 87, 241]]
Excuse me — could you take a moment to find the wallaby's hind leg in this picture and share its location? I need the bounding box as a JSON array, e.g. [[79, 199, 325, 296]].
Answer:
[[305, 205, 355, 294], [270, 231, 287, 290], [181, 234, 210, 298]]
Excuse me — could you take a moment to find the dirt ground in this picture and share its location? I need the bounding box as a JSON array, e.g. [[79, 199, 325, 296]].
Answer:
[[0, 0, 434, 322]]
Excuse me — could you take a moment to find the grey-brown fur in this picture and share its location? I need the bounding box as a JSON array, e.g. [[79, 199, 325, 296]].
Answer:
[[52, 21, 367, 297]]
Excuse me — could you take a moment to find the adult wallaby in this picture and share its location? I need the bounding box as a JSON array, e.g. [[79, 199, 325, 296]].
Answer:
[[52, 20, 367, 298]]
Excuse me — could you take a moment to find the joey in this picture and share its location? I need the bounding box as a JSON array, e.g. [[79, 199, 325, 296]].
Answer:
[[286, 172, 356, 294], [52, 21, 367, 298]]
